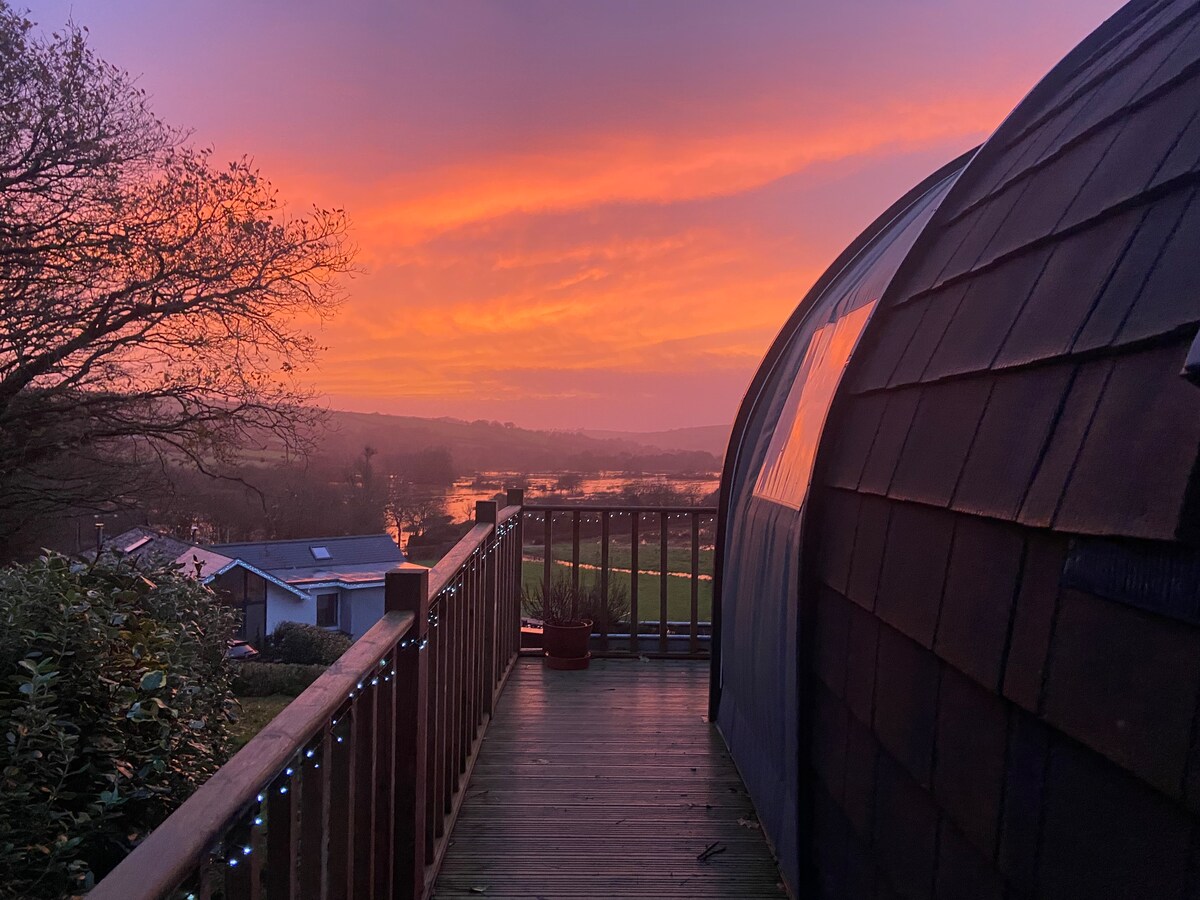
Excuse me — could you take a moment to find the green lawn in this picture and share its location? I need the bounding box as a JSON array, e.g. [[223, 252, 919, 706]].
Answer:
[[230, 695, 294, 749], [519, 560, 711, 624], [523, 540, 714, 577], [411, 545, 712, 624]]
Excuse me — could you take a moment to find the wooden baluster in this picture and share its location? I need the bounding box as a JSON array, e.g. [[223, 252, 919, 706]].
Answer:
[[326, 706, 353, 900], [198, 857, 222, 900], [478, 502, 499, 716], [456, 567, 469, 773], [660, 511, 669, 654], [571, 510, 580, 596], [509, 490, 524, 662], [542, 511, 552, 600], [599, 511, 610, 652], [297, 732, 327, 897], [266, 765, 298, 900], [463, 552, 476, 753], [372, 655, 395, 897], [424, 606, 440, 862], [472, 539, 483, 734], [224, 815, 256, 899], [351, 684, 375, 900], [386, 565, 430, 900], [446, 576, 461, 794], [443, 580, 457, 817], [630, 512, 640, 655], [691, 511, 701, 657]]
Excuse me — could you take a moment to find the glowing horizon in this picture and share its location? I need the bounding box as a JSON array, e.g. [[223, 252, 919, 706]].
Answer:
[[29, 0, 1125, 430]]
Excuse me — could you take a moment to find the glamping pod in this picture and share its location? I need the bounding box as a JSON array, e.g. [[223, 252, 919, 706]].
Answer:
[[714, 0, 1200, 896]]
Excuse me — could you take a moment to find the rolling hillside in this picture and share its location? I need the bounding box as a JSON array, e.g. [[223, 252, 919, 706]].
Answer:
[[322, 411, 721, 473]]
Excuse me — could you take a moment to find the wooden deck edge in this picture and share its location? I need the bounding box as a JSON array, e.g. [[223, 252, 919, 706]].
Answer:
[[516, 648, 711, 660], [712, 719, 796, 900], [422, 652, 518, 897]]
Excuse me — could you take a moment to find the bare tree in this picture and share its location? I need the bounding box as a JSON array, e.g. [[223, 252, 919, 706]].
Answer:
[[385, 481, 447, 544], [0, 7, 355, 553]]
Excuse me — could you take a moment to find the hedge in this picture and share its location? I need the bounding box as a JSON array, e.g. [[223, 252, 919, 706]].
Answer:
[[231, 661, 326, 697], [272, 620, 351, 665]]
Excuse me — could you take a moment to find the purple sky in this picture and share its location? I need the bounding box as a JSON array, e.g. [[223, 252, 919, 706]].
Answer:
[[28, 0, 1125, 429]]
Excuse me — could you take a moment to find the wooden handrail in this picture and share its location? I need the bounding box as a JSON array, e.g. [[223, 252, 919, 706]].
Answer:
[[91, 494, 528, 900], [90, 608, 417, 899], [525, 503, 717, 513]]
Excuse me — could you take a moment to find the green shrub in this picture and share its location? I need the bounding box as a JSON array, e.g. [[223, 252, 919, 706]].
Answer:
[[272, 621, 351, 665], [0, 552, 238, 898], [231, 661, 325, 697]]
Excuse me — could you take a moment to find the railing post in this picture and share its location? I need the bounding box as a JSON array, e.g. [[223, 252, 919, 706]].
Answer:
[[476, 501, 498, 716], [508, 489, 524, 659], [386, 564, 430, 900]]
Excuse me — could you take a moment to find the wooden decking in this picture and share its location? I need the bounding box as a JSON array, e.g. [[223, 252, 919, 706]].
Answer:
[[432, 658, 785, 898]]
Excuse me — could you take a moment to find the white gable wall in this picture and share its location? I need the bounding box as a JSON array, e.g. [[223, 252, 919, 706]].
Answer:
[[265, 583, 316, 634], [263, 583, 388, 642], [348, 587, 385, 641]]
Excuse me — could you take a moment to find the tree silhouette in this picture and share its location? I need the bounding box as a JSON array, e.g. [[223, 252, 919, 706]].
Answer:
[[0, 7, 355, 555]]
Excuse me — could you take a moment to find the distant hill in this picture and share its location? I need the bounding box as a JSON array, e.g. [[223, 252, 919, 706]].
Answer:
[[578, 424, 730, 458], [320, 411, 721, 474]]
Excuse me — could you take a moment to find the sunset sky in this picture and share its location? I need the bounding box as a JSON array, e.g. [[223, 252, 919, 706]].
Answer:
[[32, 1, 1123, 431]]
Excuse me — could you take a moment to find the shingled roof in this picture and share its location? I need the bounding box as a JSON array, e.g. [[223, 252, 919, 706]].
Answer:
[[804, 1, 1200, 896], [717, 1, 1200, 896], [210, 534, 403, 578]]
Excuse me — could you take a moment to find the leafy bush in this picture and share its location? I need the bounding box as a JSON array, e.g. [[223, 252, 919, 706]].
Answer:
[[231, 661, 326, 697], [272, 621, 351, 665], [0, 552, 238, 898]]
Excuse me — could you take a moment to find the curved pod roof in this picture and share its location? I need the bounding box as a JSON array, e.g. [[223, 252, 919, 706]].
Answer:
[[718, 0, 1200, 896], [715, 151, 972, 894]]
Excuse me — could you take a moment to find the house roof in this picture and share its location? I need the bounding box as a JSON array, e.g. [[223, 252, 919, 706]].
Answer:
[[103, 526, 199, 564], [210, 534, 404, 577], [103, 527, 311, 598]]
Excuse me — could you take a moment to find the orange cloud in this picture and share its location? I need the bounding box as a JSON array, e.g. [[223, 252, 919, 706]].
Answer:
[[345, 91, 1004, 255]]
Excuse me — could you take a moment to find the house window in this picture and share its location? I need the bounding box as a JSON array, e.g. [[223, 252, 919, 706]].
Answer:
[[316, 592, 339, 628]]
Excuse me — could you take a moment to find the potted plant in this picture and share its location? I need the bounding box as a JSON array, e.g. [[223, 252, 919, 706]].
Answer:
[[581, 580, 631, 640], [522, 575, 592, 670]]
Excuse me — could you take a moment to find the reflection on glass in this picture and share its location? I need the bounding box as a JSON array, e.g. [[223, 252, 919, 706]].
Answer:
[[753, 299, 876, 509]]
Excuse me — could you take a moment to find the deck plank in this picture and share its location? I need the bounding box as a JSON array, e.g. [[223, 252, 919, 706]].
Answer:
[[431, 658, 785, 899]]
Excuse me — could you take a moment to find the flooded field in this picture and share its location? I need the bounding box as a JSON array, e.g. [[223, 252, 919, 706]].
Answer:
[[440, 470, 720, 522]]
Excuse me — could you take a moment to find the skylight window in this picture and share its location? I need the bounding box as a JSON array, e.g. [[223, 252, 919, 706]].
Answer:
[[310, 546, 332, 560], [123, 536, 152, 553]]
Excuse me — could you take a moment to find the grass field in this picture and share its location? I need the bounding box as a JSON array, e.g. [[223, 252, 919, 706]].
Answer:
[[411, 544, 712, 623], [523, 541, 714, 576], [519, 560, 711, 623], [230, 694, 294, 749]]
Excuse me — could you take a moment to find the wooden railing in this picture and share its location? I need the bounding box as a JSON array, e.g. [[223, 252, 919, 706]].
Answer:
[[91, 493, 525, 900], [523, 504, 717, 658]]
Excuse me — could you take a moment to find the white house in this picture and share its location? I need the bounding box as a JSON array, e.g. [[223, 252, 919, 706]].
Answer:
[[103, 528, 407, 643], [102, 527, 300, 645], [210, 534, 405, 641]]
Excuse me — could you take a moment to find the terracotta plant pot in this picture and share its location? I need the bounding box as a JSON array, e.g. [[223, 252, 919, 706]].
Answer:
[[542, 619, 593, 670]]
